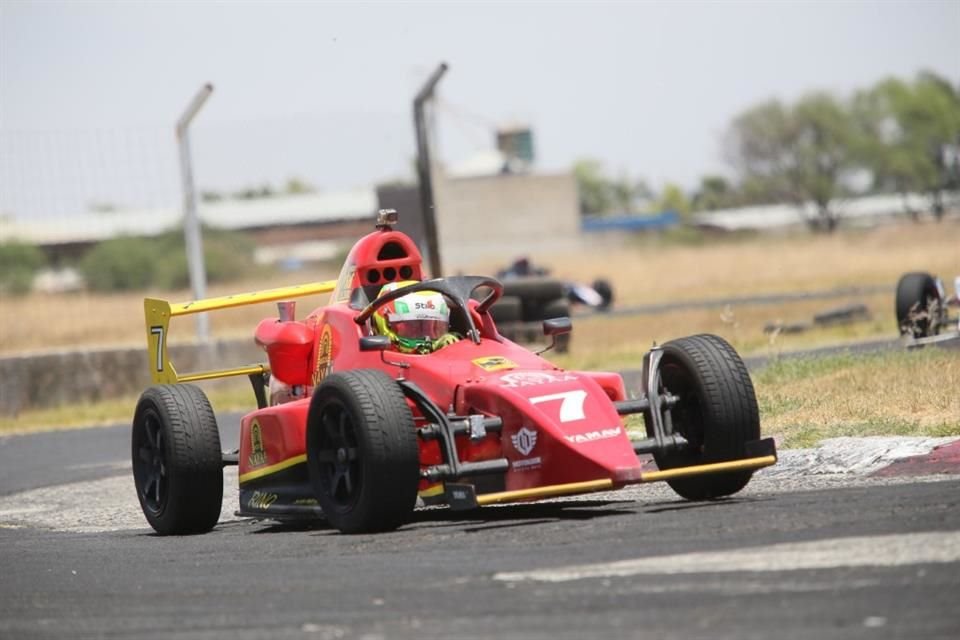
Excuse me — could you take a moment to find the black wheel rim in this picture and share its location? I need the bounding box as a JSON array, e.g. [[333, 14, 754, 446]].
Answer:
[[661, 362, 705, 455], [134, 409, 167, 515], [313, 399, 361, 510]]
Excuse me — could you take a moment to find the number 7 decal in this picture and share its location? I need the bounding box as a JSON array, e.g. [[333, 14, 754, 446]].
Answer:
[[150, 325, 165, 372], [529, 390, 587, 422]]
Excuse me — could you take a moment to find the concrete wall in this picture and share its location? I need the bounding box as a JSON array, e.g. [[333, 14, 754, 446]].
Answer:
[[433, 171, 583, 271], [0, 339, 264, 416]]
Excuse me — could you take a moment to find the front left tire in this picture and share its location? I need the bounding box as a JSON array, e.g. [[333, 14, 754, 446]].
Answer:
[[306, 370, 420, 534], [132, 384, 224, 535]]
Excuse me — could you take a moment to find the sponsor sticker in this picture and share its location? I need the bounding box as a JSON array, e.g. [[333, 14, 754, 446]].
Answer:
[[472, 356, 517, 372], [512, 456, 542, 470], [248, 491, 278, 510], [313, 324, 334, 385], [248, 420, 267, 467], [564, 426, 623, 444], [511, 427, 538, 456], [499, 371, 578, 388]]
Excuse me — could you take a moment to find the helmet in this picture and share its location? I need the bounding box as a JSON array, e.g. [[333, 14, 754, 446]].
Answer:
[[373, 281, 450, 353]]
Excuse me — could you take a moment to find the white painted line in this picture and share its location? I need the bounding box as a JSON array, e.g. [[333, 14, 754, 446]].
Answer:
[[493, 531, 960, 583]]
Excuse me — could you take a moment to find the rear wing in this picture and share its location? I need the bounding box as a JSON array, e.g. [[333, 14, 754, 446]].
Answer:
[[144, 280, 336, 384]]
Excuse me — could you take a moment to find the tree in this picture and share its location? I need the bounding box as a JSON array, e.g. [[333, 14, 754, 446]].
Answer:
[[573, 159, 615, 215], [285, 177, 315, 194], [726, 93, 862, 232], [854, 72, 960, 220], [0, 240, 47, 295], [692, 175, 739, 211], [573, 159, 654, 216], [655, 183, 692, 219]]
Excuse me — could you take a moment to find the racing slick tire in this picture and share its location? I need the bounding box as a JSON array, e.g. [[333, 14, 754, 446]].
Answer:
[[306, 369, 420, 534], [646, 334, 760, 500], [895, 272, 941, 338], [131, 384, 224, 535], [591, 278, 614, 311]]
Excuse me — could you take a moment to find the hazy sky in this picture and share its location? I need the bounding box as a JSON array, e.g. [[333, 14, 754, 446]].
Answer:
[[1, 0, 958, 220]]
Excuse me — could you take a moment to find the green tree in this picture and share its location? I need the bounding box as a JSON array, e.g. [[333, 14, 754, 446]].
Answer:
[[655, 182, 692, 219], [854, 72, 960, 220], [692, 175, 737, 211], [573, 159, 654, 216], [0, 240, 47, 295], [573, 158, 615, 215], [726, 93, 862, 232], [285, 177, 315, 194]]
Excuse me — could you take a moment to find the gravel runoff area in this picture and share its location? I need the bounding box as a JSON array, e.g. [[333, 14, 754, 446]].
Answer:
[[0, 436, 956, 535]]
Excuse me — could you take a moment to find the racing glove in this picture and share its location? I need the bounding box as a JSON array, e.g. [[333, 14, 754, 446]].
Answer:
[[432, 333, 462, 350]]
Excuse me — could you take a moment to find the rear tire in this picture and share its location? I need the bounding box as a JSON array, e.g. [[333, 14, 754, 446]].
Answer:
[[306, 370, 419, 533], [489, 295, 523, 324], [592, 278, 614, 311], [895, 272, 942, 338], [646, 334, 760, 500], [131, 384, 224, 535]]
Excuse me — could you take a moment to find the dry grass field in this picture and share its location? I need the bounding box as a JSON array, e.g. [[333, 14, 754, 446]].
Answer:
[[3, 219, 956, 357]]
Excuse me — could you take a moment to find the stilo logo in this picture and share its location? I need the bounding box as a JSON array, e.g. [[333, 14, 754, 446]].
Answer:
[[511, 427, 538, 456], [414, 300, 435, 310]]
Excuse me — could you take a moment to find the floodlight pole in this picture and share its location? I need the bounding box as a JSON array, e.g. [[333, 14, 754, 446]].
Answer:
[[176, 83, 214, 343], [413, 62, 448, 278]]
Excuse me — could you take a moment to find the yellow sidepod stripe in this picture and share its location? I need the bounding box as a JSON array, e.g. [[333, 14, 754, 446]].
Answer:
[[418, 484, 446, 498], [239, 454, 308, 485]]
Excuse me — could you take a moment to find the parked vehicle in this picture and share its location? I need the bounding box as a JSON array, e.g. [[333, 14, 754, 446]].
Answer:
[[895, 272, 960, 339]]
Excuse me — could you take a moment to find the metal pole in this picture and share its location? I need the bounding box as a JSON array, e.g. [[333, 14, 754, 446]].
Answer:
[[413, 63, 448, 278], [176, 83, 214, 342]]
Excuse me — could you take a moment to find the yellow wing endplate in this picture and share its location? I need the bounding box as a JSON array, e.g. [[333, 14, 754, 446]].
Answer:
[[143, 280, 337, 384]]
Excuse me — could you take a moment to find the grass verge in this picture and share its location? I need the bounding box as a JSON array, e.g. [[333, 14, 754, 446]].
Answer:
[[753, 347, 960, 448]]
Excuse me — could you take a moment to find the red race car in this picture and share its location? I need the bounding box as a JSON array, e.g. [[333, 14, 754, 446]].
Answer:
[[132, 210, 776, 535]]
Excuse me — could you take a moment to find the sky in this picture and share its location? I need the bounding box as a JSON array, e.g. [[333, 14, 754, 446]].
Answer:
[[1, 0, 959, 220]]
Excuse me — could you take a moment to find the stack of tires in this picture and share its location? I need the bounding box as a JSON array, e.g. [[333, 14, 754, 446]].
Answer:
[[488, 277, 571, 353]]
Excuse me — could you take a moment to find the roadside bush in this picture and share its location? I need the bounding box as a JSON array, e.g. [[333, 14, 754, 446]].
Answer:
[[152, 228, 255, 290], [0, 240, 48, 295], [79, 236, 159, 291], [78, 228, 255, 292]]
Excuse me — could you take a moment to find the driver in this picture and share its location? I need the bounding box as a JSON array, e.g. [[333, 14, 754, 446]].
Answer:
[[372, 281, 461, 354]]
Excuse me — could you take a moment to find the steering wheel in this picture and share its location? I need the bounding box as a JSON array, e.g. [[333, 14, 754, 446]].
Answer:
[[354, 276, 503, 345]]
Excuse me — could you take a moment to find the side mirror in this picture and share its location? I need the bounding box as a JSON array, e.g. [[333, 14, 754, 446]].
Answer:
[[543, 317, 572, 336], [359, 335, 391, 352], [536, 317, 572, 356]]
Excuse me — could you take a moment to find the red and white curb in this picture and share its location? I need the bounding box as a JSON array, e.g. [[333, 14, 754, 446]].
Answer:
[[761, 436, 960, 479]]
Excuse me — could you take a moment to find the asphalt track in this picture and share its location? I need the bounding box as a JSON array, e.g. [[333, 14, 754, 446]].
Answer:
[[1, 334, 958, 639], [2, 419, 959, 639]]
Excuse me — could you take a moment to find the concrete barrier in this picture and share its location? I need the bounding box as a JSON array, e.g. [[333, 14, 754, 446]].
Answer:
[[0, 339, 264, 416]]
